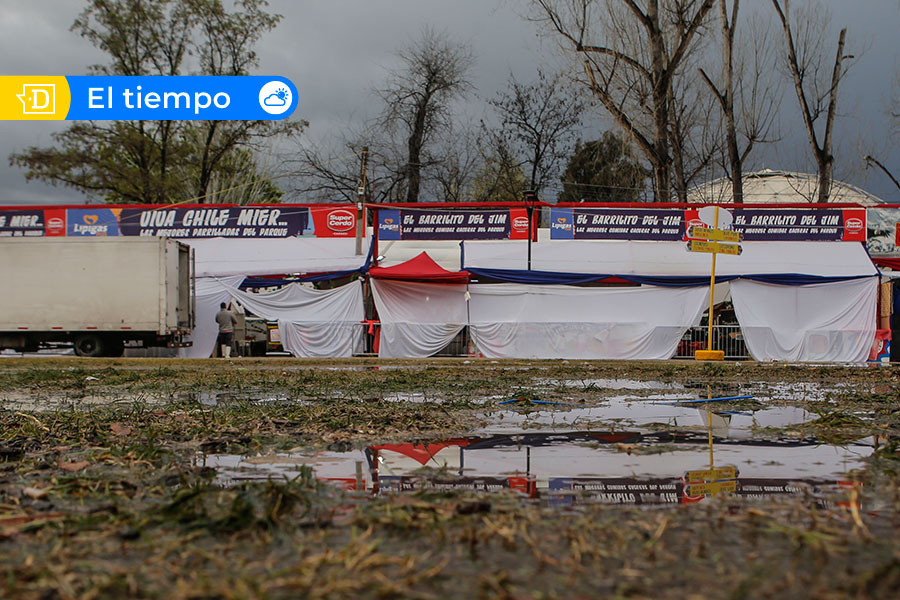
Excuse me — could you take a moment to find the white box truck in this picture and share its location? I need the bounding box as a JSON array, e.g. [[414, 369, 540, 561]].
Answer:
[[0, 237, 194, 356]]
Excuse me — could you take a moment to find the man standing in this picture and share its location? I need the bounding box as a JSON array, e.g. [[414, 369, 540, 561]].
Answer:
[[215, 302, 237, 359]]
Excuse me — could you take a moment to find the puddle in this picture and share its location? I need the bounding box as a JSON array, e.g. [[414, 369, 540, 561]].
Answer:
[[540, 379, 685, 391], [194, 392, 306, 406], [742, 381, 847, 403], [475, 396, 815, 438], [198, 403, 874, 508]]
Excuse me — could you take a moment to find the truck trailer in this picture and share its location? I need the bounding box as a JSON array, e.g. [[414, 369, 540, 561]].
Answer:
[[1, 237, 194, 357]]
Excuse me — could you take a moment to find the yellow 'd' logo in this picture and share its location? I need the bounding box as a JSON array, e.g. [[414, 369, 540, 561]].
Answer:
[[0, 76, 70, 120]]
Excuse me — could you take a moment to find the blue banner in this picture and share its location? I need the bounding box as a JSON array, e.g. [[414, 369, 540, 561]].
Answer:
[[377, 208, 529, 240], [0, 210, 46, 236], [64, 76, 297, 120], [118, 206, 310, 238], [67, 208, 120, 236], [550, 208, 685, 240]]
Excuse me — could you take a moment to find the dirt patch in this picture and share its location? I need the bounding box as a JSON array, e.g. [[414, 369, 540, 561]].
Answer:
[[1, 358, 898, 599]]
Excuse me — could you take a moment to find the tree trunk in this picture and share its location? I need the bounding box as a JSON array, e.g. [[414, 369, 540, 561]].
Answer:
[[198, 121, 220, 202], [648, 2, 671, 203], [405, 95, 430, 203], [773, 0, 845, 204], [818, 28, 846, 203], [721, 0, 742, 204]]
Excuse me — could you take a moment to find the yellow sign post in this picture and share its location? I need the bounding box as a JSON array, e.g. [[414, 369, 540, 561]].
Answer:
[[688, 226, 743, 243], [684, 480, 738, 497], [686, 240, 743, 256], [687, 206, 741, 361], [682, 399, 740, 499], [684, 466, 738, 482]]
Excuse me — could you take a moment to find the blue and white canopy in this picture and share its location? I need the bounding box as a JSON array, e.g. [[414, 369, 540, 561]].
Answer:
[[461, 240, 877, 286]]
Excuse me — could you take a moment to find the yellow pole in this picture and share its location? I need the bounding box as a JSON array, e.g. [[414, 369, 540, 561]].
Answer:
[[707, 385, 714, 468], [695, 206, 725, 361], [706, 208, 718, 353]]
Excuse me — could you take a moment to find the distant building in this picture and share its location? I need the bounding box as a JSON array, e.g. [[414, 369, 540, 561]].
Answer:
[[687, 169, 884, 206]]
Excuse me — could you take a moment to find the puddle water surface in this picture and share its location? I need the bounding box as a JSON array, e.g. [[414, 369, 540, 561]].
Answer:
[[198, 401, 874, 508]]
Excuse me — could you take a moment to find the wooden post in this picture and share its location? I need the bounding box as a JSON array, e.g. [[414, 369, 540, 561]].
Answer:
[[355, 146, 369, 256]]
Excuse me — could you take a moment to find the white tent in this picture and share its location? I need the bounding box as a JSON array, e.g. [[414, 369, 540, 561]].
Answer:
[[457, 240, 877, 362], [461, 240, 877, 279], [179, 237, 369, 358]]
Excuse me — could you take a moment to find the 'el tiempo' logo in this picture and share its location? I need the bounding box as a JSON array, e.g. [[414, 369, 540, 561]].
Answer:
[[17, 84, 55, 114]]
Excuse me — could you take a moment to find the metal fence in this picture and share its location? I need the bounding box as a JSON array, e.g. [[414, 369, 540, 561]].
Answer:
[[674, 325, 750, 360]]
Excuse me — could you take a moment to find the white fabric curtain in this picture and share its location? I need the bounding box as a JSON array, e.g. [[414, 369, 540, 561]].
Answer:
[[467, 284, 708, 360], [371, 280, 468, 358], [730, 277, 878, 362], [220, 280, 365, 358], [179, 276, 244, 358], [462, 240, 878, 278], [182, 278, 364, 358]]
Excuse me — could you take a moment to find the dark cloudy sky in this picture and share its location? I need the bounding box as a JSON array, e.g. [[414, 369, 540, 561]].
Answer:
[[2, 0, 900, 205]]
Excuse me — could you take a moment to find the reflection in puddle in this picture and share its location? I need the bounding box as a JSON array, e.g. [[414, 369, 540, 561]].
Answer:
[[198, 401, 874, 507], [540, 379, 685, 391], [477, 397, 815, 438], [193, 392, 310, 406]]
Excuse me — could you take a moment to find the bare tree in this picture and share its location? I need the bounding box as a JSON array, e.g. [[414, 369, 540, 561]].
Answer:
[[288, 133, 406, 204], [187, 0, 303, 202], [485, 70, 586, 199], [379, 28, 474, 203], [428, 124, 484, 202], [669, 45, 721, 200], [531, 0, 715, 202], [771, 0, 850, 203], [470, 136, 528, 202], [698, 1, 780, 203]]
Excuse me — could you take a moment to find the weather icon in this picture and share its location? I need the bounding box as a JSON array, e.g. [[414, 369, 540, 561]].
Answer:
[[258, 80, 295, 115], [263, 87, 289, 106]]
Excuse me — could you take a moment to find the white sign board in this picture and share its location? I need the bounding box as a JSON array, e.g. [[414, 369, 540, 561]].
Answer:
[[698, 206, 734, 229]]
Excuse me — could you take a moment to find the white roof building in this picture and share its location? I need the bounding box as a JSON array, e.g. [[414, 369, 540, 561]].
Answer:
[[687, 169, 885, 206]]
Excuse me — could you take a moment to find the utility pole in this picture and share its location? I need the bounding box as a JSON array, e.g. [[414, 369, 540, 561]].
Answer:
[[524, 189, 537, 270], [355, 146, 369, 256]]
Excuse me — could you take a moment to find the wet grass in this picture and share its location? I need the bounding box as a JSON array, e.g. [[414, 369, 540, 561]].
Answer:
[[0, 358, 898, 599]]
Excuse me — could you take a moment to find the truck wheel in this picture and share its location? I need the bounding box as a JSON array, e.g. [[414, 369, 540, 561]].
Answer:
[[74, 334, 104, 357]]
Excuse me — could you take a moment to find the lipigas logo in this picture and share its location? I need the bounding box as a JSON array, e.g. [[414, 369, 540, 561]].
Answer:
[[551, 216, 571, 231], [73, 214, 109, 235], [380, 217, 399, 232]]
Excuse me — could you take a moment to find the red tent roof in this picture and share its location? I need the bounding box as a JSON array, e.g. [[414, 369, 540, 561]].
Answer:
[[369, 252, 469, 283], [873, 257, 900, 271]]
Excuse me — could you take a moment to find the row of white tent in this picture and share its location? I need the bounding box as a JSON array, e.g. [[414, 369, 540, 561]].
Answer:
[[179, 236, 880, 363]]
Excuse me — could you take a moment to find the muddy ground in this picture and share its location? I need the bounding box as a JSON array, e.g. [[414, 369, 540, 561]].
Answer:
[[0, 358, 898, 599]]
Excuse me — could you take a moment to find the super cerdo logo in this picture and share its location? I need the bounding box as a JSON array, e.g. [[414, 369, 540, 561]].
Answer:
[[327, 209, 354, 232], [47, 216, 65, 235], [512, 216, 530, 232], [845, 216, 864, 235]]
